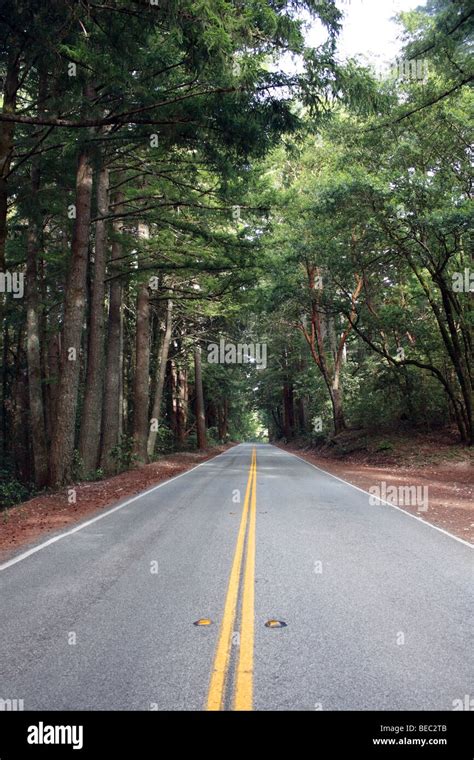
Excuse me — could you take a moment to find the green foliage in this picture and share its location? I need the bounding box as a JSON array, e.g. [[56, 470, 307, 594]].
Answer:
[[150, 427, 175, 457], [110, 437, 139, 472], [0, 0, 471, 501], [0, 471, 30, 510], [376, 441, 394, 452]]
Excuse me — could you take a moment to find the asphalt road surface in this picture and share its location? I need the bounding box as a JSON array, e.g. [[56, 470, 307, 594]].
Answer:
[[0, 443, 472, 711]]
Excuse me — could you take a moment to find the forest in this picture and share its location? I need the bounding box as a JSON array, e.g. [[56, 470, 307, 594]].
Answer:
[[0, 0, 472, 507]]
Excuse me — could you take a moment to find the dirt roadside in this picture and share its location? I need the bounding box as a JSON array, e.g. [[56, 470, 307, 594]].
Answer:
[[0, 445, 234, 562], [1, 436, 471, 561], [277, 433, 473, 544]]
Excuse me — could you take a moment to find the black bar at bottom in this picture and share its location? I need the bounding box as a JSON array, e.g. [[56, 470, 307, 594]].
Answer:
[[0, 711, 471, 757]]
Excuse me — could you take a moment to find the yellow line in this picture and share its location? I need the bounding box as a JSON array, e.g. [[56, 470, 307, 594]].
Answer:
[[234, 448, 257, 711], [206, 448, 256, 711]]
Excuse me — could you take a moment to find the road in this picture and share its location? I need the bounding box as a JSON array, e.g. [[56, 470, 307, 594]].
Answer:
[[0, 443, 472, 711]]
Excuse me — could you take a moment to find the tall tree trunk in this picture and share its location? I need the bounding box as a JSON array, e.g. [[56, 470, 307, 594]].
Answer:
[[132, 282, 150, 464], [297, 396, 308, 434], [0, 49, 18, 271], [270, 406, 283, 439], [47, 333, 60, 433], [223, 399, 229, 439], [119, 294, 125, 437], [194, 344, 207, 449], [48, 147, 93, 486], [330, 387, 346, 436], [0, 50, 19, 462], [217, 404, 225, 440], [207, 399, 217, 430], [100, 191, 124, 473], [217, 398, 229, 441], [330, 361, 346, 435], [40, 259, 52, 442], [12, 348, 30, 483], [300, 267, 361, 438], [2, 321, 9, 457], [147, 298, 173, 458], [404, 259, 472, 444], [78, 164, 109, 474], [170, 357, 188, 447], [283, 383, 294, 439], [26, 160, 48, 488], [177, 366, 188, 446], [167, 359, 175, 434]]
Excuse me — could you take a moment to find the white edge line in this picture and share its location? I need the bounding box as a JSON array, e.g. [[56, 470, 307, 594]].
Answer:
[[0, 446, 239, 572], [274, 445, 473, 549]]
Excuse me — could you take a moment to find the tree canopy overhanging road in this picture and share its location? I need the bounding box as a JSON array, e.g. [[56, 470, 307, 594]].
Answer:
[[0, 0, 472, 726], [0, 0, 473, 505]]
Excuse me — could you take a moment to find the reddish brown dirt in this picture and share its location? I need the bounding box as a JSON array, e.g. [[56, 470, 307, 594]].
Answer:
[[278, 433, 473, 544], [0, 445, 234, 561]]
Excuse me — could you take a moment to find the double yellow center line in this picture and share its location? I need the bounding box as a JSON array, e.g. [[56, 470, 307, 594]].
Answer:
[[206, 447, 257, 711]]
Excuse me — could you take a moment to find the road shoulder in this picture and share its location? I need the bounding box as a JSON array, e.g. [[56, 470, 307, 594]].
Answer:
[[276, 439, 473, 544], [0, 445, 235, 562]]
